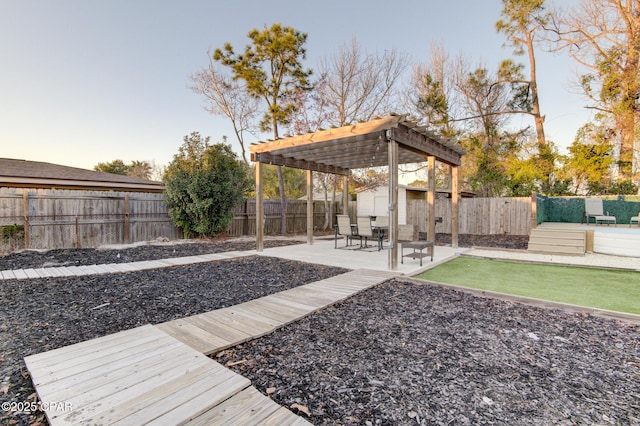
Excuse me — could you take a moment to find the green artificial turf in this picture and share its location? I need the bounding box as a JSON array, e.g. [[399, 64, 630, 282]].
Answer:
[[416, 256, 640, 314]]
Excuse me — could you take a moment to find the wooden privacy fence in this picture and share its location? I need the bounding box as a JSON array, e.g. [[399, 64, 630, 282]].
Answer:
[[0, 188, 180, 252], [0, 187, 533, 253], [225, 199, 340, 237], [407, 196, 533, 236]]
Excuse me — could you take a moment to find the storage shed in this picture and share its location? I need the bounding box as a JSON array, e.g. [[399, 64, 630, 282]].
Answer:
[[357, 184, 475, 225]]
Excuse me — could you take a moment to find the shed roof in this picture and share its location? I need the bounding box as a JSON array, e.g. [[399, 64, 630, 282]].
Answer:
[[249, 115, 465, 175], [0, 158, 164, 192]]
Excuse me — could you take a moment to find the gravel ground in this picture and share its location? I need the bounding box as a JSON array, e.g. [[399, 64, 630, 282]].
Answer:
[[1, 235, 638, 425]]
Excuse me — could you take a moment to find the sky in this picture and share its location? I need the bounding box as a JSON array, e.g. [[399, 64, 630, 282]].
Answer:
[[1, 0, 591, 174]]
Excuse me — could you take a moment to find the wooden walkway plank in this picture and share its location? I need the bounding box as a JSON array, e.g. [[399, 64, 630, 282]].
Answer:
[[217, 250, 251, 258], [198, 310, 275, 337], [64, 266, 86, 276], [230, 300, 294, 324], [236, 299, 308, 324], [186, 386, 305, 426], [28, 332, 176, 389], [89, 264, 112, 274], [220, 306, 283, 328], [36, 267, 61, 277], [50, 266, 76, 276], [106, 365, 239, 425], [76, 265, 96, 275], [51, 267, 71, 277], [262, 406, 314, 425], [255, 296, 316, 317], [146, 373, 250, 425], [265, 292, 327, 311], [160, 257, 199, 266], [53, 354, 233, 425], [197, 253, 228, 261], [1, 270, 16, 279], [318, 276, 378, 288], [22, 268, 41, 278], [302, 282, 359, 295], [93, 363, 247, 425], [32, 268, 50, 278], [268, 288, 336, 309], [12, 269, 28, 279], [96, 263, 121, 273], [47, 349, 211, 423], [25, 325, 158, 369], [131, 260, 166, 270], [184, 315, 253, 345], [35, 343, 190, 404], [155, 319, 231, 354]]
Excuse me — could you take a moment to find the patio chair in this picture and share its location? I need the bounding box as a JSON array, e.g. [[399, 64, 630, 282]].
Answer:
[[335, 215, 357, 248], [584, 197, 616, 225], [373, 215, 389, 250], [631, 212, 639, 227], [356, 216, 375, 249]]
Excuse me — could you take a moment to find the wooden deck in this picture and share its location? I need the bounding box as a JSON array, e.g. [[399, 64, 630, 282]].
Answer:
[[24, 268, 398, 425], [528, 222, 640, 257]]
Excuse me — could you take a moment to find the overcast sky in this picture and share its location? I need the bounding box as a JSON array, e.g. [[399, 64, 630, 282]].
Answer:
[[1, 0, 590, 172]]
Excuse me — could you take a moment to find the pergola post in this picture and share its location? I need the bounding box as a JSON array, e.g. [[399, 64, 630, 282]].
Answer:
[[427, 156, 436, 241], [255, 161, 264, 252], [342, 175, 349, 216], [451, 165, 459, 248], [388, 133, 399, 270], [306, 169, 313, 245]]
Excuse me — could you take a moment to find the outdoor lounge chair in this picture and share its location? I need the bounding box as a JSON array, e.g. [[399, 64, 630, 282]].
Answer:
[[583, 197, 616, 225], [631, 212, 639, 227], [335, 215, 357, 248]]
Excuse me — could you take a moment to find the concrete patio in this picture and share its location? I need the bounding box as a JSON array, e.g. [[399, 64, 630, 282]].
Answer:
[[255, 237, 469, 275]]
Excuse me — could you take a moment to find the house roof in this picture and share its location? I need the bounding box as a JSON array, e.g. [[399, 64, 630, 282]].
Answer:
[[0, 158, 164, 192], [250, 114, 466, 176]]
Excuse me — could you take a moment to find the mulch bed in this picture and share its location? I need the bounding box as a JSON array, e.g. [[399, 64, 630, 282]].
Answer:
[[0, 237, 297, 271], [1, 235, 637, 425], [0, 240, 347, 426], [217, 280, 640, 425]]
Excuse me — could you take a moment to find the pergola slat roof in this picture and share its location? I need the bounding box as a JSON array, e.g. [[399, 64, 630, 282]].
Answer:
[[250, 115, 465, 175]]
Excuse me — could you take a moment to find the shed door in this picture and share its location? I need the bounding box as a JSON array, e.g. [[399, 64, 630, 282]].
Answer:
[[374, 195, 388, 217]]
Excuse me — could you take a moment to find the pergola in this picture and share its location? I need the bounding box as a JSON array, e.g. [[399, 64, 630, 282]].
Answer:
[[249, 114, 466, 270]]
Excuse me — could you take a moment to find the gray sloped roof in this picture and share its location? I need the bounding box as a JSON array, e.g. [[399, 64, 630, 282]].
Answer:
[[0, 158, 164, 192]]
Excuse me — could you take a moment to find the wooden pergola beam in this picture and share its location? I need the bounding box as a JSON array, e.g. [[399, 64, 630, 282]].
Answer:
[[388, 126, 463, 166], [249, 116, 407, 154], [251, 153, 351, 176]]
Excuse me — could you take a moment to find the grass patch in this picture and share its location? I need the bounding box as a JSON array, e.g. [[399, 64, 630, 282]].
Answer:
[[416, 256, 640, 314]]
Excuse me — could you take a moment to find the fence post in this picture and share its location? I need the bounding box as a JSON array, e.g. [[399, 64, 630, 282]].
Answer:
[[124, 194, 131, 244], [531, 192, 537, 229], [22, 192, 30, 249], [75, 216, 80, 248]]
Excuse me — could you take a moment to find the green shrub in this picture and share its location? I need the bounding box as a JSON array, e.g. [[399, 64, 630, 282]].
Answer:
[[164, 132, 251, 238]]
